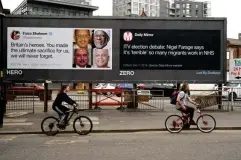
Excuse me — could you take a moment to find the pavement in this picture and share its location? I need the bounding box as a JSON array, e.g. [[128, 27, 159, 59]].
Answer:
[[1, 131, 241, 160], [1, 104, 241, 134]]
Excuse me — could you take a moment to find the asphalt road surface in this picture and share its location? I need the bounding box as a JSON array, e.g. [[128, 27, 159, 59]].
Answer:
[[1, 130, 241, 160]]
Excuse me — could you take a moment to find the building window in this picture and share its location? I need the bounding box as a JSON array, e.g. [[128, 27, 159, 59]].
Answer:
[[52, 8, 58, 14], [33, 7, 38, 11], [84, 11, 89, 16], [59, 9, 65, 14], [79, 11, 84, 16], [43, 8, 48, 12], [227, 51, 230, 60], [21, 4, 28, 15]]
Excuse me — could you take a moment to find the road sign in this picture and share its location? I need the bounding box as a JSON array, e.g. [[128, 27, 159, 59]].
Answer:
[[229, 58, 241, 81]]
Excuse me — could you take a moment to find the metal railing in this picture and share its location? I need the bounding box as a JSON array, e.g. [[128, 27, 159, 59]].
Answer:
[[4, 88, 241, 113], [63, 89, 165, 112], [6, 90, 35, 113], [220, 87, 241, 111]]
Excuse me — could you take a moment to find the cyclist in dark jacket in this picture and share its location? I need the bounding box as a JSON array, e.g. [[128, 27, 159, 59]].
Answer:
[[52, 85, 77, 125]]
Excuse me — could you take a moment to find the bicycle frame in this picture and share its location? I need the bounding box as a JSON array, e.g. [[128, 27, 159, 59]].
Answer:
[[174, 107, 205, 126], [57, 108, 81, 123]]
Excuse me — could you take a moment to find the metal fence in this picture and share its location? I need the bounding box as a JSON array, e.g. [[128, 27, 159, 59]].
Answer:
[[62, 89, 165, 112], [6, 90, 35, 113], [221, 87, 241, 111], [4, 88, 241, 113]]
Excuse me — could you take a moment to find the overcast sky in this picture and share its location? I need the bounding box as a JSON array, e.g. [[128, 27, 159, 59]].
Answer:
[[2, 0, 240, 38]]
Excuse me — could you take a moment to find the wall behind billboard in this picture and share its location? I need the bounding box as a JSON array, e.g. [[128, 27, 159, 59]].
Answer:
[[3, 17, 226, 83]]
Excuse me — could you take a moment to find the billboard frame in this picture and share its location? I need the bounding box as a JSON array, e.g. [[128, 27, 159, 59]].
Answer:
[[2, 15, 227, 84]]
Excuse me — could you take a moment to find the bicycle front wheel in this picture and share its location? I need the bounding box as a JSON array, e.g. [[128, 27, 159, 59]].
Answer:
[[73, 116, 93, 135], [41, 116, 59, 136], [196, 114, 216, 133], [165, 115, 184, 133]]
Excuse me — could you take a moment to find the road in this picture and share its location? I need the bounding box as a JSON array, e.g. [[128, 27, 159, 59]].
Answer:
[[1, 131, 241, 160]]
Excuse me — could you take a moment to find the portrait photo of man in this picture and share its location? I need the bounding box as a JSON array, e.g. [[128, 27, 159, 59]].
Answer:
[[73, 29, 92, 50], [94, 49, 110, 68], [92, 30, 110, 49], [73, 48, 91, 68]]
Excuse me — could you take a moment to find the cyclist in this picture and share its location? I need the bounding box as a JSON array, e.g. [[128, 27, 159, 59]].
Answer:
[[176, 82, 199, 125], [52, 85, 77, 126]]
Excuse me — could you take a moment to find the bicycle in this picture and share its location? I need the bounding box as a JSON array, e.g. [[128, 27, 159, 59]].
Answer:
[[41, 104, 93, 136], [165, 104, 216, 133]]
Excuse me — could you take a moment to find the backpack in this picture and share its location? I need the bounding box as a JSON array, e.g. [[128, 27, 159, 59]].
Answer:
[[170, 91, 184, 105]]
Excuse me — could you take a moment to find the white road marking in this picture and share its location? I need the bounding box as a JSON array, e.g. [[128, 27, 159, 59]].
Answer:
[[0, 136, 17, 141], [44, 139, 89, 145], [4, 119, 27, 123], [3, 122, 33, 126]]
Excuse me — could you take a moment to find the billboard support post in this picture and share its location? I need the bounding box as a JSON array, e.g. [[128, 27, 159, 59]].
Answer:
[[44, 82, 48, 112], [218, 83, 222, 110], [88, 83, 92, 110], [133, 83, 138, 109]]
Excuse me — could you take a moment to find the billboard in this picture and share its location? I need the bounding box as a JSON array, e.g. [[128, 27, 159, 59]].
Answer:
[[2, 17, 226, 83], [8, 28, 112, 70]]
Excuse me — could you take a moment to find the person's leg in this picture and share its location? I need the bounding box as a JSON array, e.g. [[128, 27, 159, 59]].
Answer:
[[53, 106, 63, 118], [58, 105, 70, 125], [177, 108, 190, 128], [185, 105, 195, 124]]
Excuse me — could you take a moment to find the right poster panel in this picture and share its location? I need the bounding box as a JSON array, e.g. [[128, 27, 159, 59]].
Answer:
[[120, 29, 221, 70]]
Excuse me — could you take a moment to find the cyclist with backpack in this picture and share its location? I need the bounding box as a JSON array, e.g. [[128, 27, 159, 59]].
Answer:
[[175, 82, 199, 125]]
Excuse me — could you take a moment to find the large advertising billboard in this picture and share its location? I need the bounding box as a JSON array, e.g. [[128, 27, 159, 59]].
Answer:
[[2, 17, 226, 83]]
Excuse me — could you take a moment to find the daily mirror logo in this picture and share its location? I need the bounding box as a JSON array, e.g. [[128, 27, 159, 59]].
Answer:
[[123, 31, 133, 42]]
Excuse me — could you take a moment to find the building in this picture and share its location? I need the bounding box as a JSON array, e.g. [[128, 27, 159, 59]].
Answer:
[[0, 0, 3, 13], [113, 0, 211, 18], [169, 0, 211, 18], [227, 38, 241, 72], [113, 0, 169, 17], [0, 0, 10, 14], [12, 0, 98, 16]]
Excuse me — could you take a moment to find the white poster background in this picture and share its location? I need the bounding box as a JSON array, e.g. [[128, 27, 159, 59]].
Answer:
[[7, 27, 112, 70]]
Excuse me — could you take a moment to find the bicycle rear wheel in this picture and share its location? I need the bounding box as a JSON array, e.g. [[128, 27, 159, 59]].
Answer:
[[41, 116, 60, 136], [165, 115, 184, 133], [196, 114, 216, 133], [73, 116, 93, 135]]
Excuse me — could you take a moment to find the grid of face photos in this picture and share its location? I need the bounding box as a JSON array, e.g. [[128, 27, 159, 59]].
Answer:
[[72, 28, 112, 69]]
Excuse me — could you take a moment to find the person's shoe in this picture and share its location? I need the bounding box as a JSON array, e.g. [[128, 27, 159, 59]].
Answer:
[[94, 106, 102, 110], [196, 109, 201, 113], [189, 120, 196, 125]]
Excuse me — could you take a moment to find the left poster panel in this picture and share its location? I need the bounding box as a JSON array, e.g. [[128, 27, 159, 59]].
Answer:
[[7, 27, 112, 70]]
